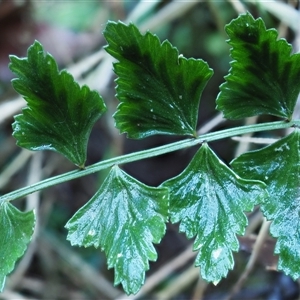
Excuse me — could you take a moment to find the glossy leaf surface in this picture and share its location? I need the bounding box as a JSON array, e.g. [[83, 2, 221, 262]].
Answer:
[[0, 202, 35, 291], [10, 41, 106, 168], [216, 13, 300, 120], [103, 21, 213, 138], [231, 130, 300, 279], [162, 144, 266, 283], [65, 166, 169, 294]]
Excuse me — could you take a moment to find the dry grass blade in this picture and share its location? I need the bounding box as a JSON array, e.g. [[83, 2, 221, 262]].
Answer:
[[227, 0, 247, 14], [0, 98, 25, 125], [0, 149, 32, 189], [116, 244, 196, 300], [40, 232, 122, 299], [224, 218, 271, 300], [6, 152, 42, 290], [154, 265, 201, 300], [256, 0, 300, 33]]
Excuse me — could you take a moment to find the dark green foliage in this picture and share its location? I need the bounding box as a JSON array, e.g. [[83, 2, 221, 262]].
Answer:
[[65, 166, 169, 294], [162, 144, 267, 283], [104, 21, 213, 138], [2, 11, 300, 296], [10, 41, 107, 168], [231, 130, 300, 279], [0, 203, 35, 290], [216, 13, 300, 120]]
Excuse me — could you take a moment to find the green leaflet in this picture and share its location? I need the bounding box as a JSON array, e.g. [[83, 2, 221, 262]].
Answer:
[[231, 129, 300, 279], [0, 202, 35, 291], [162, 144, 266, 283], [10, 41, 106, 168], [216, 12, 300, 120], [65, 166, 169, 294], [103, 21, 213, 138]]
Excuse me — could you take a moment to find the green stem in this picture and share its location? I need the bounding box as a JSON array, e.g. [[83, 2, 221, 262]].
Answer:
[[1, 120, 298, 204]]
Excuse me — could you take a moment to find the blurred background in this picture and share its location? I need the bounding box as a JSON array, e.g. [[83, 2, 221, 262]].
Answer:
[[0, 0, 300, 299]]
